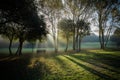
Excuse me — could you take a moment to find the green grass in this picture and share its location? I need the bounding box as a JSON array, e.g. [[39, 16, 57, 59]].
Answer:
[[0, 50, 120, 80]]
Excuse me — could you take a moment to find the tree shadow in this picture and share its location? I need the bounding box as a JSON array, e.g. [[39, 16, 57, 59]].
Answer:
[[70, 53, 120, 74], [78, 50, 120, 69], [0, 54, 50, 80], [64, 55, 118, 80]]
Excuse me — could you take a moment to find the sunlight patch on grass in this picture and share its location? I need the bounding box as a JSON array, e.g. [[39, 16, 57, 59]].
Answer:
[[27, 50, 120, 80], [28, 58, 38, 68], [56, 55, 100, 80], [88, 50, 119, 54], [65, 55, 120, 79]]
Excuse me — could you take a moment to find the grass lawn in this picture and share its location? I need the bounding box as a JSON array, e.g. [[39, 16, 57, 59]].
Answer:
[[0, 50, 120, 80]]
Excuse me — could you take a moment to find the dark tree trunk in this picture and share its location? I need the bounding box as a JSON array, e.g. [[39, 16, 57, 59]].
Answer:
[[73, 27, 76, 51], [9, 39, 12, 55], [101, 29, 105, 49], [99, 11, 104, 49], [75, 28, 79, 51], [72, 15, 76, 51], [78, 36, 82, 51], [15, 38, 24, 56], [31, 43, 34, 53], [15, 45, 20, 55], [18, 40, 23, 55]]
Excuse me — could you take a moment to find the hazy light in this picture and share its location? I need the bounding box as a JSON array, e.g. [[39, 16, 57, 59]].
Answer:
[[34, 40, 39, 53], [47, 34, 54, 46]]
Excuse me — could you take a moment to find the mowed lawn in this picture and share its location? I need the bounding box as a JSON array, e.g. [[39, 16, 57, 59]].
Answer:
[[0, 50, 120, 80]]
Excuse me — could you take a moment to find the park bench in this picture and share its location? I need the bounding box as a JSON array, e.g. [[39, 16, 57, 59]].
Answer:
[[37, 50, 46, 54]]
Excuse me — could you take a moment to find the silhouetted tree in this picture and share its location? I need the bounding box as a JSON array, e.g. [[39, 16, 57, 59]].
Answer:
[[15, 15, 47, 55], [76, 20, 90, 51], [0, 0, 47, 55], [26, 15, 47, 53], [0, 22, 18, 55]]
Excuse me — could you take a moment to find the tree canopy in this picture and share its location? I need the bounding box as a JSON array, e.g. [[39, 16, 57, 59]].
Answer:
[[0, 0, 48, 55]]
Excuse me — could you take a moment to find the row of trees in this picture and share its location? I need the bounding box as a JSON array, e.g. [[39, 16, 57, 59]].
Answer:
[[0, 0, 47, 55], [38, 0, 120, 52], [0, 0, 120, 55], [58, 19, 90, 52]]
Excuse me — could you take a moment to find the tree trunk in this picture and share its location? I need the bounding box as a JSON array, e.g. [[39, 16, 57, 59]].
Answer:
[[53, 35, 58, 53], [75, 27, 79, 51], [9, 39, 12, 55], [98, 11, 104, 49], [65, 37, 69, 52], [72, 15, 76, 51], [101, 29, 105, 49], [18, 40, 23, 55], [15, 45, 20, 55], [15, 38, 24, 56], [78, 36, 82, 51], [73, 27, 76, 51], [32, 43, 34, 53]]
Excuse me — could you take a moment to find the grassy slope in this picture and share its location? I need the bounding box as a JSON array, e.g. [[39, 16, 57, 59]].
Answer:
[[0, 50, 120, 80]]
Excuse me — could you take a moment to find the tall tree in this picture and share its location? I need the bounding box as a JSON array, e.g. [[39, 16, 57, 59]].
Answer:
[[114, 27, 120, 37], [76, 20, 90, 51], [15, 15, 47, 55], [58, 19, 74, 52], [64, 0, 92, 50], [0, 22, 17, 55], [0, 0, 47, 55], [92, 0, 119, 49], [26, 15, 47, 53], [38, 0, 63, 52]]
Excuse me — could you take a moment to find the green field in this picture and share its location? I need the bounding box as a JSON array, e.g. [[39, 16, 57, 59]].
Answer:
[[0, 50, 120, 80]]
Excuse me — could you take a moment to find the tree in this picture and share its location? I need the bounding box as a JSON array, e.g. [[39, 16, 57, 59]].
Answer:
[[92, 0, 119, 49], [0, 22, 17, 55], [38, 0, 63, 52], [76, 20, 90, 51], [26, 15, 47, 53], [0, 0, 38, 26], [15, 15, 47, 55], [0, 0, 47, 55], [111, 27, 120, 48], [64, 0, 92, 50], [114, 27, 120, 37], [58, 19, 74, 52]]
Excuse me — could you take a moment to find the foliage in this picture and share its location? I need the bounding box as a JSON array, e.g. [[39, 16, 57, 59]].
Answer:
[[75, 20, 90, 51], [58, 19, 74, 36], [0, 0, 48, 55], [76, 20, 90, 37], [114, 27, 120, 37], [58, 18, 74, 51], [91, 0, 120, 49], [38, 0, 64, 53], [0, 0, 38, 27], [0, 22, 19, 55]]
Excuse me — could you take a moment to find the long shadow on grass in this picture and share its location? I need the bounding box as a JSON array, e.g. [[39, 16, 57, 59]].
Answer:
[[80, 50, 120, 69], [0, 54, 47, 80], [64, 55, 117, 80], [70, 54, 120, 74]]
